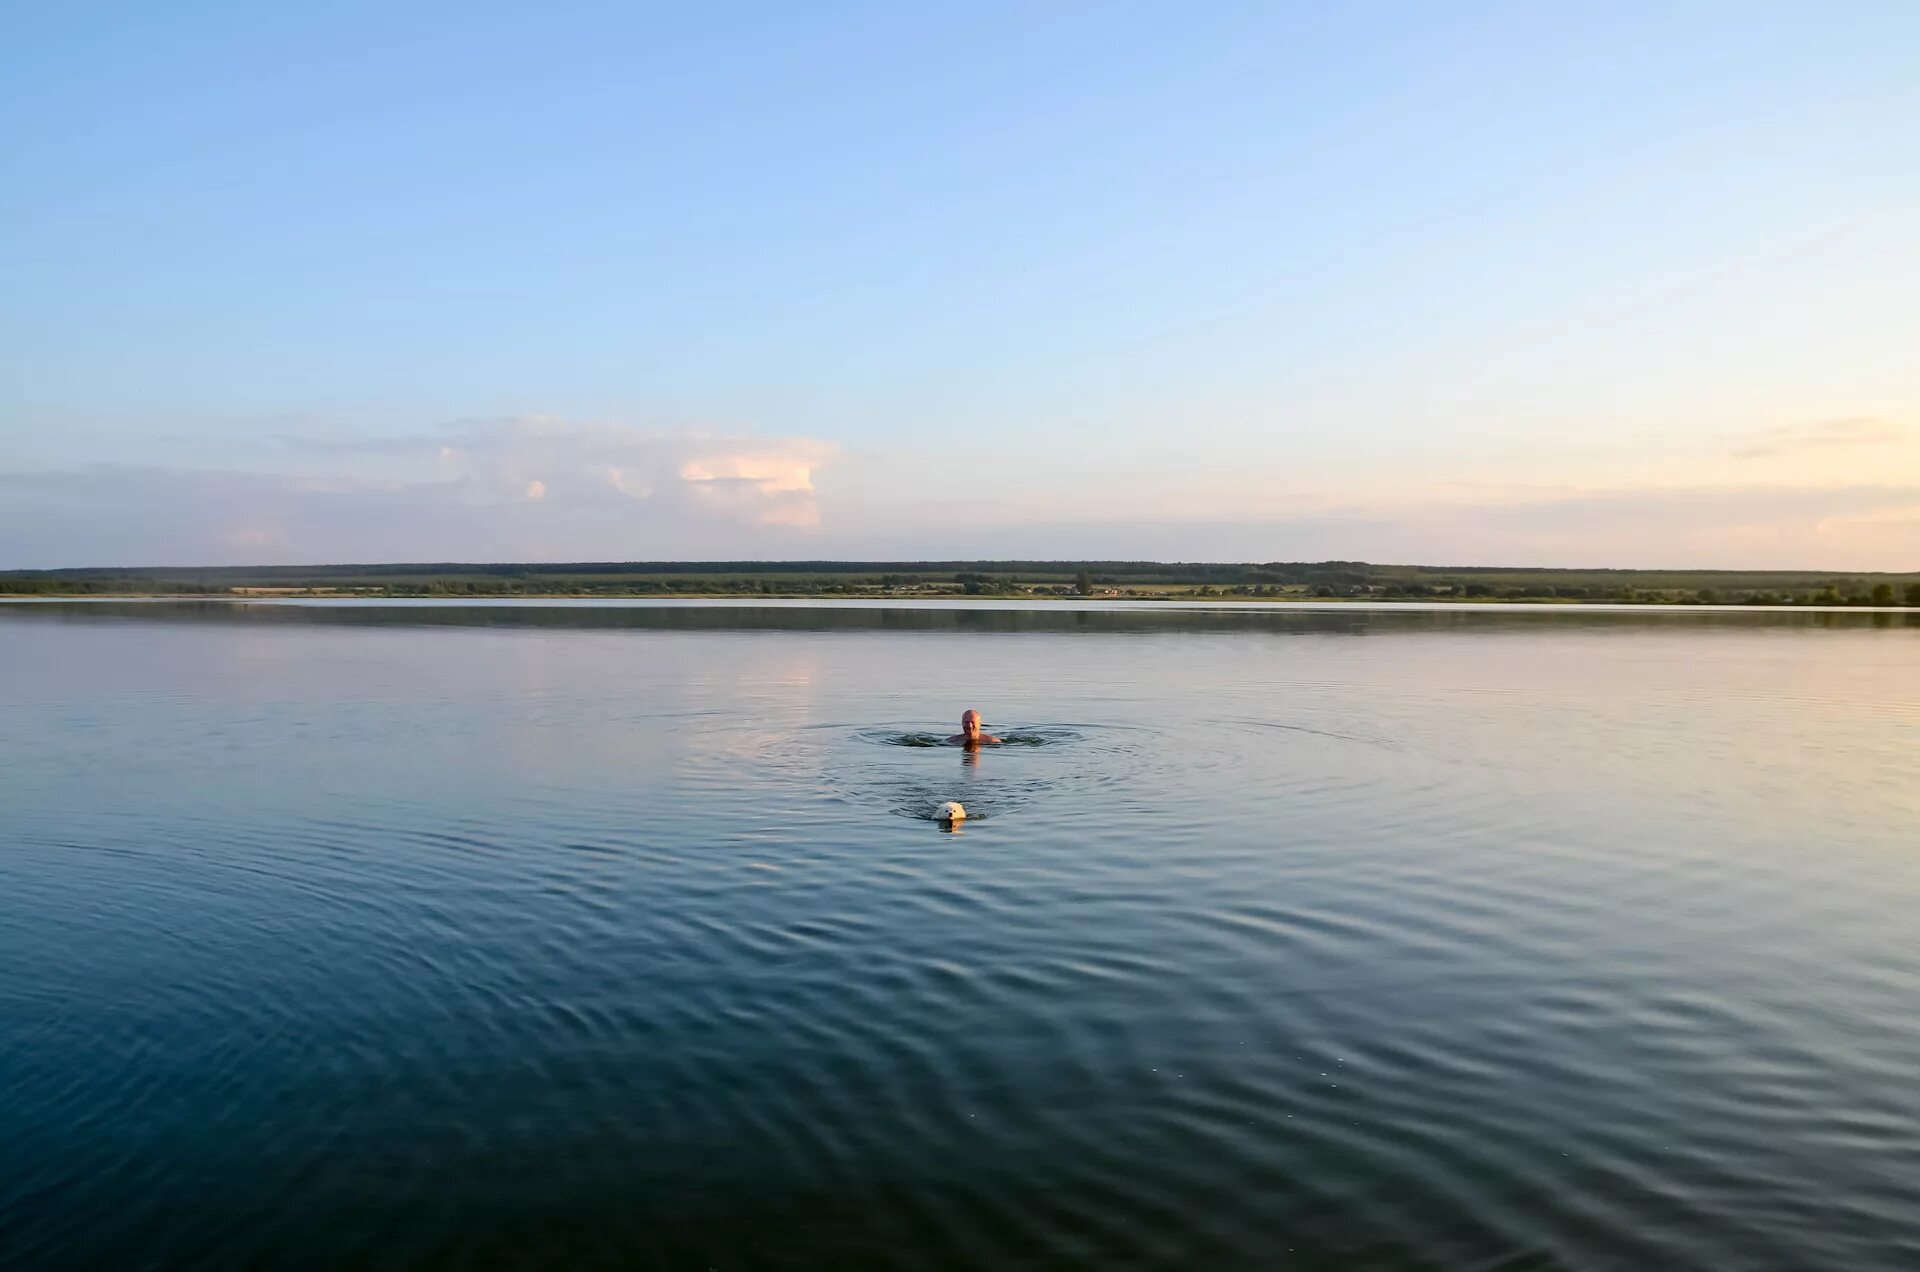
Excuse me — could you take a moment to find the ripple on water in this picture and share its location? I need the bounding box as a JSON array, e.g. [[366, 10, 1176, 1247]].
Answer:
[[6, 610, 1920, 1269], [769, 723, 1139, 823], [856, 725, 1087, 749]]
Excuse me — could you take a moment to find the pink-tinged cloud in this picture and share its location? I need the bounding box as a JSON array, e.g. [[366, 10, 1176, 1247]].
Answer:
[[278, 417, 837, 527], [0, 419, 843, 567], [3, 420, 1917, 568], [1730, 417, 1908, 460]]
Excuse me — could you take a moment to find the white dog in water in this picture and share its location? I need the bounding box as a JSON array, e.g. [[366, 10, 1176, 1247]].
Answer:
[[935, 801, 967, 826]]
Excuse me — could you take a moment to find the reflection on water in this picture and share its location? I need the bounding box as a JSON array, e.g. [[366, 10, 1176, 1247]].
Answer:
[[3, 596, 1915, 635], [1, 601, 1918, 1269]]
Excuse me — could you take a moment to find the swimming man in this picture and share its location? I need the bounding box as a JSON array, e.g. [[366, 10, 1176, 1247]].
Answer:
[[948, 709, 1003, 748]]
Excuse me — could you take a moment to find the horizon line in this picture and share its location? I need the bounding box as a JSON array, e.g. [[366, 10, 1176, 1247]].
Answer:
[[4, 558, 1914, 579]]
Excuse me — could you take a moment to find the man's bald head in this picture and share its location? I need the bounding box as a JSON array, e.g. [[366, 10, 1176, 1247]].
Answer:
[[951, 709, 1000, 747]]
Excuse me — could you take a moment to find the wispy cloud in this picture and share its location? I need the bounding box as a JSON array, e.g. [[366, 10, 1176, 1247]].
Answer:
[[1730, 417, 1907, 460], [4, 417, 1917, 569], [827, 483, 1920, 571], [275, 416, 835, 525], [0, 419, 839, 567]]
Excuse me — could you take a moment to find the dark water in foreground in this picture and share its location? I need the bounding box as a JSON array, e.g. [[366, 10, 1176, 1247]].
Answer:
[[2, 600, 1917, 1270]]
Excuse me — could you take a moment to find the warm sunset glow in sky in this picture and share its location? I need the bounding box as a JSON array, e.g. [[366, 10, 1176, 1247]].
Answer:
[[3, 3, 1916, 568]]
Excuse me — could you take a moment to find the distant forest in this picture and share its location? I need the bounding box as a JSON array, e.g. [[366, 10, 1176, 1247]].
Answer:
[[3, 560, 1917, 606]]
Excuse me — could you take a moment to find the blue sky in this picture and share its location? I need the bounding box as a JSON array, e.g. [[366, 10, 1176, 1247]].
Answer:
[[3, 1, 1917, 568]]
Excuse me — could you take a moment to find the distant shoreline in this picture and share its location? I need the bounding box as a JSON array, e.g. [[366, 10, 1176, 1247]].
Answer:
[[3, 560, 1915, 608], [3, 591, 1913, 612]]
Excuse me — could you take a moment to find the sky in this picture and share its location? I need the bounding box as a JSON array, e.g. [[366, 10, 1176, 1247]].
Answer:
[[3, 1, 1917, 570]]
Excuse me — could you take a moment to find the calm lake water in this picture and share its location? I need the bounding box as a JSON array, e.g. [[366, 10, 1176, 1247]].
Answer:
[[3, 600, 1917, 1270]]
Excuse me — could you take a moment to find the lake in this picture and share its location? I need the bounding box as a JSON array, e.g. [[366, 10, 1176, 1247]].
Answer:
[[2, 599, 1917, 1269]]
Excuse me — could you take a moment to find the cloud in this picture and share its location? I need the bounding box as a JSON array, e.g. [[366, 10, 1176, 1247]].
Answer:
[[1427, 482, 1920, 567], [810, 482, 1920, 571], [3, 417, 1915, 570], [277, 417, 835, 521], [0, 419, 839, 568], [1730, 417, 1907, 460]]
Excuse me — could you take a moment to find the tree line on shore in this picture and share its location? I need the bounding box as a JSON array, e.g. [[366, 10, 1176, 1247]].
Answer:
[[3, 560, 1917, 606]]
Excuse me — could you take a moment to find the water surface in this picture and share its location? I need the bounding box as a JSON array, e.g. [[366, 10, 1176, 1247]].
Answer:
[[2, 601, 1917, 1269]]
